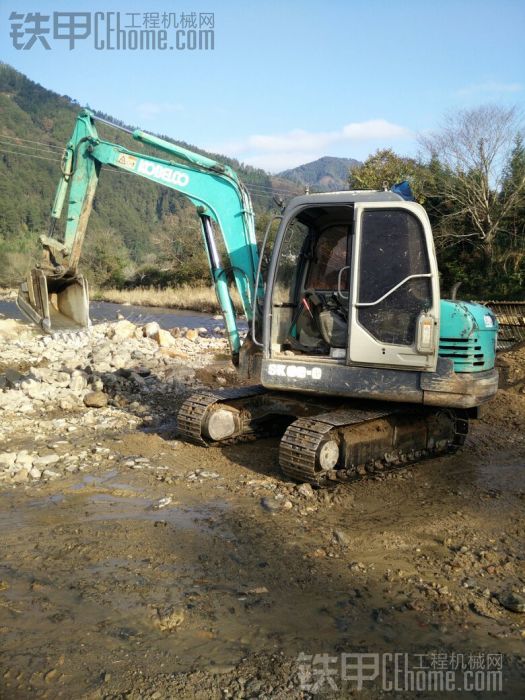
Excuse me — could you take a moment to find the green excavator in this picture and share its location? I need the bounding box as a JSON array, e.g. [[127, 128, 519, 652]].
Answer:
[[18, 109, 499, 484]]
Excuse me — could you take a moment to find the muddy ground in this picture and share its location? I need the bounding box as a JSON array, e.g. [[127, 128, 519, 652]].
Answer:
[[0, 316, 524, 698]]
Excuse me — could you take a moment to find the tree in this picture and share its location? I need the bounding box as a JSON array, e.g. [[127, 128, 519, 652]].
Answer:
[[498, 134, 525, 285], [348, 148, 427, 201], [419, 105, 525, 259], [82, 228, 133, 288], [149, 205, 210, 284]]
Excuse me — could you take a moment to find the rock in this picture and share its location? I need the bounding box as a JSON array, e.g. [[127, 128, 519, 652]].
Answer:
[[170, 326, 182, 338], [29, 467, 42, 479], [135, 367, 151, 377], [333, 529, 350, 547], [159, 348, 189, 360], [297, 483, 315, 499], [109, 352, 132, 370], [154, 606, 185, 631], [43, 469, 60, 479], [198, 327, 208, 335], [15, 452, 34, 469], [55, 371, 72, 388], [83, 391, 108, 408], [462, 577, 477, 589], [260, 497, 281, 513], [110, 320, 137, 340], [91, 344, 112, 363], [20, 379, 47, 400], [129, 372, 146, 386], [34, 454, 60, 467], [4, 369, 25, 388], [198, 470, 219, 479], [151, 497, 172, 510], [91, 378, 104, 392], [155, 329, 176, 348], [143, 321, 161, 338], [240, 586, 269, 595], [0, 453, 17, 468], [350, 561, 366, 571], [69, 372, 87, 392], [185, 329, 199, 342], [498, 592, 525, 613], [12, 468, 29, 484]]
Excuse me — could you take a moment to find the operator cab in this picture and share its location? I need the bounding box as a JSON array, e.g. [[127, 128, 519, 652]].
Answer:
[[266, 192, 440, 371], [272, 205, 352, 357]]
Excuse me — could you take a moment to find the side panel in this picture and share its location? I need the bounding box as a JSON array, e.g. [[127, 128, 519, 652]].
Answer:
[[261, 357, 423, 403], [260, 357, 498, 408]]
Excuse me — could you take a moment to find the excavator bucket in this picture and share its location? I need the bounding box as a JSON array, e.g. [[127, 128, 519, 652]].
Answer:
[[17, 268, 91, 333]]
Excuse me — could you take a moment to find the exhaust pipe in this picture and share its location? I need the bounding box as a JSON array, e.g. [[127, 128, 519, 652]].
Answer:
[[17, 267, 91, 333]]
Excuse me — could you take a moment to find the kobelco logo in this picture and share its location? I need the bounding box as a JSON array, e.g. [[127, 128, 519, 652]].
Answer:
[[137, 159, 190, 187]]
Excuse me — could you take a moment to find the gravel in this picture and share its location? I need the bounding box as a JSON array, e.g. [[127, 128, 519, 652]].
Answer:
[[0, 317, 231, 486]]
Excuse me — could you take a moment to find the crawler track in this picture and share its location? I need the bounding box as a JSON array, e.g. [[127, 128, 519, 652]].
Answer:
[[279, 408, 469, 485], [178, 387, 471, 486], [177, 385, 269, 446]]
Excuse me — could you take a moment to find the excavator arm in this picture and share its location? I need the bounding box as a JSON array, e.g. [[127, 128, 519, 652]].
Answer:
[[18, 109, 259, 358]]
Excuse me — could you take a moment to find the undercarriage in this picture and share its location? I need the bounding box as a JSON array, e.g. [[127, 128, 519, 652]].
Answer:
[[177, 386, 469, 485]]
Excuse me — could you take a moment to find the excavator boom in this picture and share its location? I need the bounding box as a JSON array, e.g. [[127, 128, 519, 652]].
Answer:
[[18, 109, 259, 357]]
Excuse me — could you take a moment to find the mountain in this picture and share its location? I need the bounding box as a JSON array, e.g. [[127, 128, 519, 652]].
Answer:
[[278, 156, 361, 191]]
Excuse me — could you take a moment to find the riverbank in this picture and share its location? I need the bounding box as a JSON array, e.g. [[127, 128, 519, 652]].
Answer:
[[0, 317, 524, 697], [92, 285, 243, 314], [0, 288, 16, 301]]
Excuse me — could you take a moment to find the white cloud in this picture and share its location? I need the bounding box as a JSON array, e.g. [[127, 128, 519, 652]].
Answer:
[[455, 81, 523, 97], [135, 101, 184, 120], [210, 119, 412, 172]]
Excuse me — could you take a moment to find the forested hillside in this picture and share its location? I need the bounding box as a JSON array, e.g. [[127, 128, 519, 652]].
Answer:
[[0, 63, 299, 287]]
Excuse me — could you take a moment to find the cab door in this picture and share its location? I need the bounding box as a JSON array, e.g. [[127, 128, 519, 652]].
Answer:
[[348, 202, 440, 370]]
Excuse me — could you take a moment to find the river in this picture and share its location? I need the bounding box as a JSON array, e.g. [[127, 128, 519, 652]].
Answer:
[[0, 298, 245, 333]]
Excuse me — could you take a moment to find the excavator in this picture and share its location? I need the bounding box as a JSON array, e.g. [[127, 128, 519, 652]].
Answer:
[[18, 109, 499, 484]]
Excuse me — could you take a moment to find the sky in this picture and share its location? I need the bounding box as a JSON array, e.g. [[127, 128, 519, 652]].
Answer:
[[0, 0, 524, 172]]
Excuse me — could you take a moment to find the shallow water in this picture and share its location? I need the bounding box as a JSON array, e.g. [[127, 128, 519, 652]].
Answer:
[[0, 297, 247, 333]]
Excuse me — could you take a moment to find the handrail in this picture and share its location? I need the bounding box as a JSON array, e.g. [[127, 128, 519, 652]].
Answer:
[[355, 273, 432, 308], [337, 265, 351, 301]]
